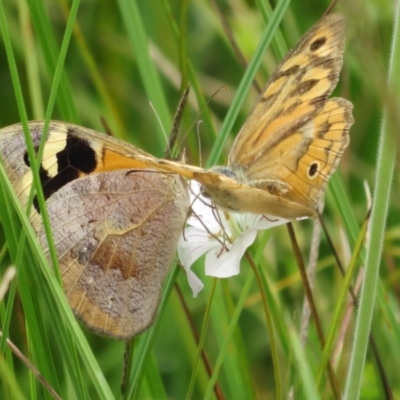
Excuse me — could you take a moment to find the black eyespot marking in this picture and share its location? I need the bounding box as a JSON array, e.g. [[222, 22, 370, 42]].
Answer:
[[57, 131, 97, 174], [30, 163, 82, 213], [32, 165, 53, 212], [23, 152, 31, 166], [26, 129, 99, 213], [308, 162, 319, 179], [310, 37, 327, 52]]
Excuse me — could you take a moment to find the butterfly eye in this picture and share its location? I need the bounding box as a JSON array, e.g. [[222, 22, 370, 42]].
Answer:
[[211, 166, 238, 180], [307, 161, 320, 179]]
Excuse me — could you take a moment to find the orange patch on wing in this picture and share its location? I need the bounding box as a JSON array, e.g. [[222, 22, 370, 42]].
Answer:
[[96, 149, 153, 172]]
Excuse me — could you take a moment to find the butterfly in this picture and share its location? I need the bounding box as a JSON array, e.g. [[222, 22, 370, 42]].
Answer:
[[0, 12, 352, 339], [0, 122, 189, 339], [123, 12, 353, 219]]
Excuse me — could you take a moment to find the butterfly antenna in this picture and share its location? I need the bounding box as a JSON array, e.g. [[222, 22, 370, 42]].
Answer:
[[149, 101, 171, 156], [100, 117, 114, 136], [196, 120, 203, 167], [176, 86, 228, 153], [164, 84, 191, 160], [324, 0, 339, 16]]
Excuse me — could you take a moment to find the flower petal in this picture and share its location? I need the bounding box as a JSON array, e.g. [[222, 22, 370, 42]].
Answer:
[[204, 228, 258, 277], [179, 180, 294, 293], [178, 227, 218, 269], [185, 268, 204, 297], [186, 181, 228, 232]]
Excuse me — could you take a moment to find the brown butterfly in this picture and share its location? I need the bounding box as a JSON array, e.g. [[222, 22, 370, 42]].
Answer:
[[0, 122, 189, 339], [121, 12, 353, 219]]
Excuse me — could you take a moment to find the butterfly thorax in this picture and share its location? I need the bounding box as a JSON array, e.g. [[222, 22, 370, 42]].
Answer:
[[204, 165, 292, 213], [210, 164, 290, 195], [210, 165, 239, 181]]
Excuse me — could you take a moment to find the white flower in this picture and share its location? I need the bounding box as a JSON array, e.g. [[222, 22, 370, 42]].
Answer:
[[178, 181, 289, 297]]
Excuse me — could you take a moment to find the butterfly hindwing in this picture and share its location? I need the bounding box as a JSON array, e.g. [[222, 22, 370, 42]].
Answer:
[[34, 169, 188, 339], [248, 98, 353, 208]]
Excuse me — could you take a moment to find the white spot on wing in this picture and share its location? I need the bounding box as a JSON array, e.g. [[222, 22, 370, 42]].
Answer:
[[20, 126, 68, 208], [42, 128, 69, 177], [20, 170, 33, 206], [301, 119, 314, 139]]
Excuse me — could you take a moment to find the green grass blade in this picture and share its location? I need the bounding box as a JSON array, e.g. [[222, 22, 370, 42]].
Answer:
[[343, 4, 400, 399]]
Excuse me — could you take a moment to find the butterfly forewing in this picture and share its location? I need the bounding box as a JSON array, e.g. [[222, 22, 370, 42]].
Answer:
[[228, 13, 346, 169]]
